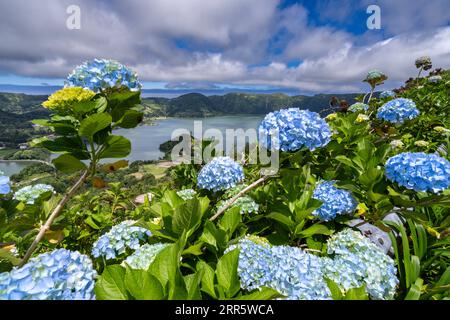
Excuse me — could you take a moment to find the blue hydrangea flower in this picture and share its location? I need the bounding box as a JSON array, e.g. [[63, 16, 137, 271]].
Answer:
[[0, 249, 96, 300], [13, 184, 54, 204], [379, 90, 396, 99], [176, 189, 197, 200], [385, 152, 450, 193], [229, 238, 331, 300], [123, 243, 169, 270], [92, 221, 151, 260], [66, 59, 142, 93], [348, 103, 369, 113], [0, 171, 10, 195], [323, 229, 398, 300], [259, 108, 331, 152], [197, 157, 244, 192], [312, 181, 357, 221], [377, 98, 420, 124]]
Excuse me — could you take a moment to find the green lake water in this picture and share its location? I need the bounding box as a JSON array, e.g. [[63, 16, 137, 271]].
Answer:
[[0, 115, 264, 176]]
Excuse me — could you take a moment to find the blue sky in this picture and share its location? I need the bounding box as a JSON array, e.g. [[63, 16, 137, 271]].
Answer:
[[0, 0, 449, 95]]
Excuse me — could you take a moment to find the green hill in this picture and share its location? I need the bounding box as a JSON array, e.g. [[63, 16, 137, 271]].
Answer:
[[142, 92, 361, 117]]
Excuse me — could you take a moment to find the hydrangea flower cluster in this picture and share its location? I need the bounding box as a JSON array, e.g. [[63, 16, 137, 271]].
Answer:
[[123, 243, 169, 270], [428, 75, 442, 83], [363, 70, 387, 87], [390, 140, 404, 149], [379, 90, 395, 99], [377, 98, 420, 124], [0, 171, 10, 195], [347, 219, 392, 254], [415, 56, 432, 70], [414, 140, 429, 147], [323, 229, 398, 300], [434, 126, 450, 135], [355, 114, 370, 123], [217, 196, 259, 215], [13, 184, 54, 204], [42, 87, 96, 113], [312, 181, 357, 221], [176, 189, 197, 200], [229, 238, 331, 300], [385, 152, 450, 193], [92, 221, 152, 260], [197, 157, 244, 192], [348, 103, 369, 113], [0, 249, 96, 300], [66, 59, 142, 93], [259, 108, 331, 152], [325, 113, 337, 121]]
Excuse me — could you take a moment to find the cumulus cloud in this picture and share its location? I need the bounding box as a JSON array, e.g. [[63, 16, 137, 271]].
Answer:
[[0, 0, 449, 93]]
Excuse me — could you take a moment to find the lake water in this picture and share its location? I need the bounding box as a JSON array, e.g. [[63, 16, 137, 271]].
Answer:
[[0, 115, 264, 176], [116, 115, 264, 162], [0, 160, 40, 177]]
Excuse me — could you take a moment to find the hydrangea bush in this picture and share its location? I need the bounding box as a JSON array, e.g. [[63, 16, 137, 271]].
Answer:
[[0, 171, 10, 195], [258, 108, 331, 152], [385, 152, 450, 193], [0, 249, 96, 300], [229, 238, 331, 300], [197, 157, 244, 192], [312, 181, 357, 221], [92, 221, 151, 260], [176, 189, 197, 200], [66, 59, 142, 93], [123, 243, 169, 270], [1, 59, 448, 302], [13, 184, 54, 204], [377, 98, 420, 124], [323, 229, 398, 300], [348, 103, 369, 113], [230, 229, 398, 300], [379, 90, 396, 99]]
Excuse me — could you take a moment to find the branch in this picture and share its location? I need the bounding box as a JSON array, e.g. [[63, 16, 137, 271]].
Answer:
[[18, 170, 89, 267], [209, 175, 271, 222]]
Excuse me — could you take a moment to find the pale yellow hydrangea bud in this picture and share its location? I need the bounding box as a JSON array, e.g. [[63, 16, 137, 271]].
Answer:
[[245, 234, 270, 246], [434, 126, 450, 135], [414, 140, 429, 147], [42, 87, 96, 112], [325, 113, 337, 121], [356, 114, 370, 123], [390, 140, 404, 149], [151, 217, 162, 225]]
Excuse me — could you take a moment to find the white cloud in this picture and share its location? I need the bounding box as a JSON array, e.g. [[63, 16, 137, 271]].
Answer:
[[0, 0, 449, 93]]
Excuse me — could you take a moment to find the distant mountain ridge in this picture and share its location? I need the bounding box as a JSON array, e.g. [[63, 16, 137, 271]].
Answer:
[[0, 91, 362, 118], [142, 92, 361, 117]]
